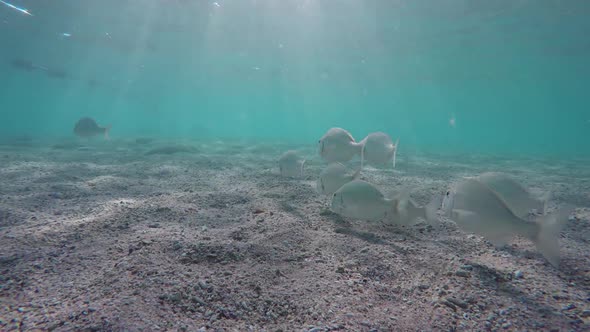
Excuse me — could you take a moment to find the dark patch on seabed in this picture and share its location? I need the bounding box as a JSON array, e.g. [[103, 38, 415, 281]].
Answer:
[[0, 140, 589, 331]]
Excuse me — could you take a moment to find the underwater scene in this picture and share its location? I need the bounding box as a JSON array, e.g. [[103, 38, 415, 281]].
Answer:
[[1, 0, 589, 331]]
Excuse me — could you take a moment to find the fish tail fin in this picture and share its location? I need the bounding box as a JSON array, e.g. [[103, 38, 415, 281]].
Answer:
[[389, 189, 410, 225], [352, 167, 361, 180], [360, 142, 366, 170], [406, 200, 427, 226], [408, 207, 423, 225], [392, 191, 426, 226], [392, 138, 399, 168], [539, 191, 552, 215], [534, 204, 574, 268], [442, 190, 454, 218], [104, 125, 112, 140], [300, 159, 306, 178], [424, 194, 442, 229]]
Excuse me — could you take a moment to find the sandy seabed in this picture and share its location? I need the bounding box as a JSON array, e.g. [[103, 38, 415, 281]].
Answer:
[[0, 138, 589, 332]]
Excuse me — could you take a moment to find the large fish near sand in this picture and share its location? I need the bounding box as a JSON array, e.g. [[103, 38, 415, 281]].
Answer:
[[330, 180, 440, 227], [474, 172, 549, 217], [443, 177, 573, 267]]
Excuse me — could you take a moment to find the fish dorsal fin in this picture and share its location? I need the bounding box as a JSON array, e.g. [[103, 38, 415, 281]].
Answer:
[[479, 181, 523, 216], [470, 172, 544, 219], [342, 128, 356, 142], [469, 178, 523, 221], [354, 180, 385, 200]]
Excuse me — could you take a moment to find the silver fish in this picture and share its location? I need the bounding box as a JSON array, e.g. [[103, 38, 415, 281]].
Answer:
[[359, 132, 399, 169], [278, 150, 306, 178], [318, 128, 363, 163], [475, 172, 549, 217], [444, 178, 572, 267], [331, 180, 439, 227]]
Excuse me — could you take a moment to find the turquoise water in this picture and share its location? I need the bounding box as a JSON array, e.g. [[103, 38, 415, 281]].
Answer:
[[1, 0, 589, 157]]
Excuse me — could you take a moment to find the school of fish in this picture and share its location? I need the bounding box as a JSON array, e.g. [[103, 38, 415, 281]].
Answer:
[[278, 127, 573, 268], [70, 119, 574, 268]]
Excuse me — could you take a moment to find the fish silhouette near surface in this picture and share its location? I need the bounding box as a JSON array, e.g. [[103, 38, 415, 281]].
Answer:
[[10, 58, 71, 80], [46, 68, 69, 79], [74, 117, 111, 140], [10, 58, 46, 71]]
